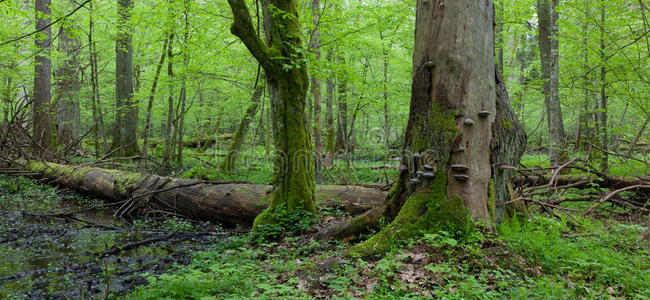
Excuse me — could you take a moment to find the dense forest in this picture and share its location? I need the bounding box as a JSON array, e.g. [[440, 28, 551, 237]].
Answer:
[[0, 0, 648, 298]]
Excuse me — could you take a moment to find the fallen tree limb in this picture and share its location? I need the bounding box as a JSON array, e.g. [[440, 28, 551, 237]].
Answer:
[[514, 174, 650, 190], [16, 161, 386, 227], [584, 185, 650, 214]]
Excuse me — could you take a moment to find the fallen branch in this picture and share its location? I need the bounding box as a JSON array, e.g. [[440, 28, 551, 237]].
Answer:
[[584, 185, 650, 214]]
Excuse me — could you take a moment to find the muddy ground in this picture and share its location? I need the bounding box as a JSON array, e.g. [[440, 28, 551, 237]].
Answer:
[[0, 174, 237, 299]]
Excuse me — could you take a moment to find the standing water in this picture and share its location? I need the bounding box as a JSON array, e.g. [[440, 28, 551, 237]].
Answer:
[[0, 174, 228, 299]]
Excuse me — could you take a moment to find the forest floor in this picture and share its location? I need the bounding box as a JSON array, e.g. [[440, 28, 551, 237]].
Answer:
[[0, 174, 238, 299], [1, 148, 649, 298]]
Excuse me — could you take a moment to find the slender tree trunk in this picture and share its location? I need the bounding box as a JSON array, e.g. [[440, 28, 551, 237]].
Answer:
[[113, 0, 139, 156], [142, 34, 169, 158], [537, 0, 566, 165], [598, 5, 608, 172], [33, 0, 54, 153], [228, 0, 316, 228], [222, 85, 263, 173], [89, 0, 104, 157], [54, 18, 81, 148], [576, 2, 591, 152], [381, 34, 391, 150], [176, 0, 190, 164], [163, 32, 175, 164], [311, 0, 322, 183], [335, 58, 348, 153], [323, 50, 335, 166]]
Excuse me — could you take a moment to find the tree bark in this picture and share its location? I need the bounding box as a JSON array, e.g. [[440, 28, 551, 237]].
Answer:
[[323, 50, 335, 166], [344, 0, 497, 256], [142, 34, 169, 159], [536, 0, 566, 166], [176, 0, 190, 164], [89, 0, 106, 157], [597, 5, 609, 172], [311, 0, 322, 184], [113, 0, 139, 157], [163, 32, 175, 164], [335, 56, 348, 153], [18, 161, 386, 227], [380, 29, 391, 150], [33, 0, 54, 153], [228, 0, 316, 229], [54, 19, 81, 148], [491, 71, 527, 223], [222, 85, 263, 173]]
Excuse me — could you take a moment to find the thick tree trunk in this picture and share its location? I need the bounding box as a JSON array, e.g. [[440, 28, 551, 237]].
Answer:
[[491, 71, 527, 223], [113, 0, 139, 157], [346, 0, 497, 256], [18, 161, 385, 227], [55, 21, 81, 147], [222, 85, 263, 173], [33, 0, 54, 153], [228, 0, 316, 229], [537, 0, 566, 166]]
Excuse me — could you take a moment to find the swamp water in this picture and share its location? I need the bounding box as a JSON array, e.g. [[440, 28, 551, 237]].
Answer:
[[0, 175, 230, 299]]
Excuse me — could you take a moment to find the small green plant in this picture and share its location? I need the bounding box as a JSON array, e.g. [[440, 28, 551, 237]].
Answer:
[[252, 205, 317, 242]]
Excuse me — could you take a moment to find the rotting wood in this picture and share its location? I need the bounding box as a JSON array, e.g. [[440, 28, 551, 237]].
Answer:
[[15, 161, 386, 227]]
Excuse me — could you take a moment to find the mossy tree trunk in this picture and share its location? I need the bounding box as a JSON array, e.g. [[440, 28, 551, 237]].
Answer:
[[222, 85, 263, 173], [228, 0, 315, 229], [346, 0, 497, 256]]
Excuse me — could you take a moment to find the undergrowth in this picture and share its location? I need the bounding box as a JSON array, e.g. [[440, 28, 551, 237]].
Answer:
[[129, 212, 650, 299]]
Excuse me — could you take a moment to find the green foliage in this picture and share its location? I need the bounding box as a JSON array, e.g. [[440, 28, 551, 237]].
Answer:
[[500, 215, 650, 297], [129, 244, 306, 299], [252, 204, 317, 241]]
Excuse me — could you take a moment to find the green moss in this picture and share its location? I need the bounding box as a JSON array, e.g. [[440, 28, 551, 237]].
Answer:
[[113, 172, 147, 197], [349, 171, 469, 257], [411, 102, 458, 155], [499, 118, 513, 131], [252, 209, 276, 231], [25, 161, 96, 183], [487, 179, 496, 225]]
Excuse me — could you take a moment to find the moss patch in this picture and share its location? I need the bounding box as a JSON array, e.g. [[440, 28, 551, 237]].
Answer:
[[349, 171, 469, 257], [113, 172, 148, 197], [487, 179, 496, 225]]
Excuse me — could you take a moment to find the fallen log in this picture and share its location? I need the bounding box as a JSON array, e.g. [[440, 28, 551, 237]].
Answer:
[[17, 161, 386, 227]]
